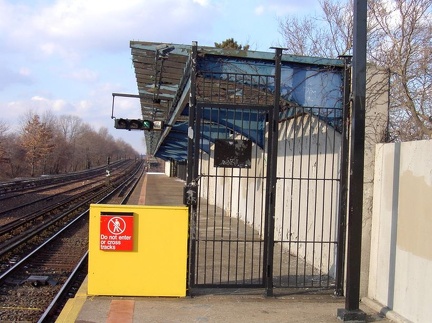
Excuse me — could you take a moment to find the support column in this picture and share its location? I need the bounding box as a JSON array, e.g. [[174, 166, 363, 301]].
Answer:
[[337, 0, 367, 321]]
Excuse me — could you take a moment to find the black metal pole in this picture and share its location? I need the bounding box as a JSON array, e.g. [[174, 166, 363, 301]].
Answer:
[[186, 41, 198, 295], [337, 0, 367, 321], [264, 47, 282, 296], [187, 42, 197, 184], [335, 55, 352, 296]]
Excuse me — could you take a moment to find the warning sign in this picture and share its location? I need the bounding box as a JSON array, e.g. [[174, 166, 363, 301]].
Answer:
[[100, 213, 134, 251]]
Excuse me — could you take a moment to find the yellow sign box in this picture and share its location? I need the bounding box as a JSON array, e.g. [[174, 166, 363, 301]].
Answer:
[[88, 204, 188, 297]]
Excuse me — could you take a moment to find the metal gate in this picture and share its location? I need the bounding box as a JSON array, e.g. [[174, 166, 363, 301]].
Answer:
[[186, 47, 349, 295], [188, 102, 274, 288]]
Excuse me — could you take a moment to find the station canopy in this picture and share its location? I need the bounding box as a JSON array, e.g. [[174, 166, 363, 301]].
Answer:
[[129, 41, 345, 161]]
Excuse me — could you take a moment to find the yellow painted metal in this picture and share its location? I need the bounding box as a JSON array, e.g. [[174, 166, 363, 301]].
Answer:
[[88, 204, 188, 297]]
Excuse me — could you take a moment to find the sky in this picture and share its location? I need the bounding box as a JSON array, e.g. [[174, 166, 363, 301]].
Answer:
[[0, 0, 319, 155]]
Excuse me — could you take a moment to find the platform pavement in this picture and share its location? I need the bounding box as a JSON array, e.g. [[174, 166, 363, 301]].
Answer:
[[56, 172, 391, 323]]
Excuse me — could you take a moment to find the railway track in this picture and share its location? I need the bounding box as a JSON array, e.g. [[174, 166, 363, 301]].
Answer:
[[0, 159, 130, 196], [0, 160, 145, 322]]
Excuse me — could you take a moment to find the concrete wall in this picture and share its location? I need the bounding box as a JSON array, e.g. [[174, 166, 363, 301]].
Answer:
[[360, 66, 390, 297], [368, 140, 432, 323]]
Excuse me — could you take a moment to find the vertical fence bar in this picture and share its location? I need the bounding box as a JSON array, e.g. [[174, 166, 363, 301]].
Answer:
[[287, 112, 297, 287], [295, 113, 304, 287], [264, 48, 282, 296], [311, 107, 321, 286]]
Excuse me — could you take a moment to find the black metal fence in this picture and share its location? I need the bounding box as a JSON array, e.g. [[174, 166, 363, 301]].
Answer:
[[273, 108, 342, 289], [185, 47, 348, 295], [190, 103, 273, 287]]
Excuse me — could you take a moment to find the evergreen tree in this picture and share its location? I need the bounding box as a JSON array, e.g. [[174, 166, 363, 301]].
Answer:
[[215, 38, 250, 51]]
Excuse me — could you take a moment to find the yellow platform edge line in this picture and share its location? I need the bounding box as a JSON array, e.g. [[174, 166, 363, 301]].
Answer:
[[56, 276, 88, 322]]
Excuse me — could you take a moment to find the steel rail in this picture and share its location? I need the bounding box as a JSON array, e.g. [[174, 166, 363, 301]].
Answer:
[[0, 162, 144, 322], [0, 167, 140, 257], [37, 167, 144, 322], [0, 159, 130, 195]]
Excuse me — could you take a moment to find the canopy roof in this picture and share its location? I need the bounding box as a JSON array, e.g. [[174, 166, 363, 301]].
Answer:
[[129, 41, 345, 160]]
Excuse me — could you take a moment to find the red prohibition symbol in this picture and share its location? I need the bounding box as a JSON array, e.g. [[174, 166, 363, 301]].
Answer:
[[107, 217, 126, 235]]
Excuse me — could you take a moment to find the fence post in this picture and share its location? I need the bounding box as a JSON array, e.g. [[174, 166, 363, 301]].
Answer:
[[335, 55, 352, 296], [264, 47, 282, 296]]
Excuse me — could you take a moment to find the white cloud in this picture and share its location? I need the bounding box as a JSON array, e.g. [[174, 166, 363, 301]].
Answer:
[[0, 65, 33, 90], [0, 0, 216, 61], [0, 0, 308, 154], [192, 0, 210, 6], [255, 5, 265, 15], [30, 96, 71, 113], [39, 43, 56, 56], [254, 0, 319, 17], [0, 96, 70, 130], [52, 99, 69, 112], [66, 69, 99, 82], [76, 99, 92, 113], [19, 67, 31, 76], [31, 96, 46, 101]]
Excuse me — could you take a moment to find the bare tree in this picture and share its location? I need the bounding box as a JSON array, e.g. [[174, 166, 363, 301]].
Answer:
[[279, 1, 353, 57], [279, 0, 432, 141], [1, 134, 26, 179], [20, 114, 55, 176], [55, 115, 84, 172], [74, 126, 118, 169], [0, 120, 10, 179], [0, 110, 140, 180], [115, 138, 139, 159], [369, 0, 432, 140], [0, 120, 9, 163], [96, 127, 114, 165], [0, 120, 8, 136], [57, 115, 83, 142]]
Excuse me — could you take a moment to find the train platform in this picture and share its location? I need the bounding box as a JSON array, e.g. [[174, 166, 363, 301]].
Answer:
[[56, 172, 389, 323]]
